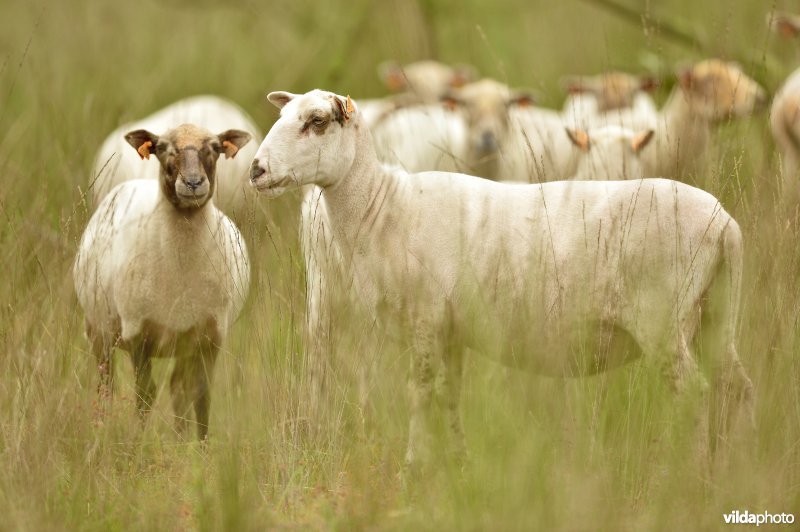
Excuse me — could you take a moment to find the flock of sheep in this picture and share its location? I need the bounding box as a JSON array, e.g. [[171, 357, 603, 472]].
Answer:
[[72, 12, 800, 471]]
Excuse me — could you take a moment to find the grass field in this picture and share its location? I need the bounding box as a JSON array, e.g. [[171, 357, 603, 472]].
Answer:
[[1, 0, 799, 529]]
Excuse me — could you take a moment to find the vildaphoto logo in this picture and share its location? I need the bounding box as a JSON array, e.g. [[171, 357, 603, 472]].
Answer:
[[723, 510, 795, 526]]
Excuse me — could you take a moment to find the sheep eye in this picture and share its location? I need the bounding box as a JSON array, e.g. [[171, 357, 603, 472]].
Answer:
[[312, 116, 328, 126]]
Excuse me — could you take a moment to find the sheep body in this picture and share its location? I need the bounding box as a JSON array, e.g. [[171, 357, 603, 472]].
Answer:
[[251, 89, 753, 467], [369, 104, 468, 173], [75, 179, 249, 342]]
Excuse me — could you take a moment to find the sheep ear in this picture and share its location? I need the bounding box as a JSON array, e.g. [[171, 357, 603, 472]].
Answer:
[[216, 129, 252, 159], [631, 129, 655, 153], [772, 13, 800, 37], [510, 91, 536, 108], [638, 76, 659, 92], [450, 64, 476, 87], [379, 61, 407, 92], [565, 128, 590, 151], [125, 130, 158, 160], [332, 95, 354, 123], [562, 76, 592, 95], [441, 93, 462, 111], [268, 91, 298, 109], [677, 66, 694, 91]]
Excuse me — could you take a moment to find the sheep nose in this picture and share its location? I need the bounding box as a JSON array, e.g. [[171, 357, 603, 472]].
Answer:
[[185, 177, 204, 191], [250, 160, 265, 181], [479, 131, 498, 153]]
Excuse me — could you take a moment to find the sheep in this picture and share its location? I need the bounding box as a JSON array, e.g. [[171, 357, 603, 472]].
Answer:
[[565, 125, 655, 181], [91, 95, 262, 216], [561, 71, 658, 128], [768, 13, 800, 203], [587, 60, 766, 180], [369, 103, 468, 173], [359, 60, 477, 128], [501, 103, 580, 182], [250, 89, 754, 469], [74, 123, 252, 440], [440, 78, 537, 179], [370, 78, 575, 183]]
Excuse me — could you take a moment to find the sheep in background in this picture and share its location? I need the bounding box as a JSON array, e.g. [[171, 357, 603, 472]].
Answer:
[[91, 95, 262, 216], [359, 60, 476, 128], [587, 60, 766, 180], [566, 125, 655, 181], [371, 78, 576, 183], [251, 89, 753, 470], [75, 124, 251, 440], [369, 103, 469, 173], [561, 71, 658, 128], [768, 12, 800, 203]]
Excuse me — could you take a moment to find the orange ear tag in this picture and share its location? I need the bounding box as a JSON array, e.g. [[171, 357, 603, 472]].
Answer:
[[345, 95, 355, 120], [137, 140, 153, 160], [222, 140, 238, 159]]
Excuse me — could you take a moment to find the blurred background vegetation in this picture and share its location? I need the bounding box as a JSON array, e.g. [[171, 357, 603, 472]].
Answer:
[[1, 0, 799, 529]]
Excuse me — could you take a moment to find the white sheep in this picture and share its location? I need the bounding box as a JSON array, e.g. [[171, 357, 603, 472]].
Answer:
[[561, 71, 658, 128], [250, 89, 753, 469], [359, 60, 476, 128], [75, 124, 252, 439], [438, 78, 537, 180], [587, 60, 766, 179], [91, 95, 262, 216], [369, 103, 468, 173], [433, 78, 586, 182], [370, 78, 574, 183], [565, 125, 655, 180], [768, 13, 800, 202]]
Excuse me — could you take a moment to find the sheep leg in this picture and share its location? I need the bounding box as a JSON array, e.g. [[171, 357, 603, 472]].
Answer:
[[87, 323, 115, 400], [710, 345, 755, 456], [661, 331, 710, 466], [170, 356, 193, 438], [193, 345, 219, 441], [438, 347, 467, 463], [131, 338, 156, 421], [405, 326, 438, 471]]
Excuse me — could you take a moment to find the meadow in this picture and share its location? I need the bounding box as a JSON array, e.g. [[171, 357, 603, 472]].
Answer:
[[1, 0, 799, 529]]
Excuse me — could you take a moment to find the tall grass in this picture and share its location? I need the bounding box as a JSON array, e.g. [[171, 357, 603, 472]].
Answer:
[[1, 0, 799, 529]]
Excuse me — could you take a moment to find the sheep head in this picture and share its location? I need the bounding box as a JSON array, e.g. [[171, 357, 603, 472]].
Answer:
[[250, 90, 361, 197], [125, 124, 251, 210], [378, 60, 476, 101], [562, 71, 658, 112], [442, 78, 534, 159], [676, 59, 767, 121]]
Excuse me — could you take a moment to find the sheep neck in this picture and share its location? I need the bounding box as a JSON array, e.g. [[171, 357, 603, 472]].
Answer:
[[321, 122, 395, 249]]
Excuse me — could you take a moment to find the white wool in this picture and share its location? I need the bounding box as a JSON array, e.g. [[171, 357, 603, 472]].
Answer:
[[74, 179, 250, 345], [569, 125, 653, 181]]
